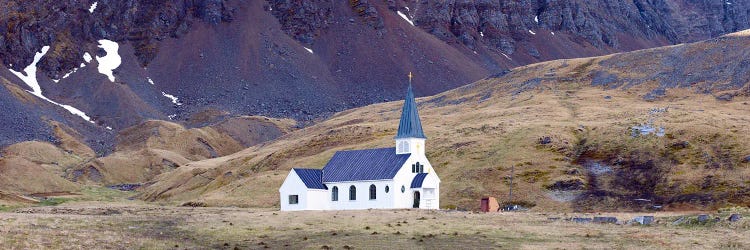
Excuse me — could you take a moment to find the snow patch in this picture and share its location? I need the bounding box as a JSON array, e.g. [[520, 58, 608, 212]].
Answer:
[[147, 77, 155, 85], [480, 32, 484, 37], [161, 92, 182, 105], [53, 53, 92, 83], [168, 114, 177, 120], [55, 67, 81, 82], [534, 16, 539, 23], [83, 52, 92, 63], [528, 30, 536, 35], [106, 126, 112, 130], [89, 2, 97, 13], [9, 46, 94, 123], [10, 46, 50, 95], [501, 53, 512, 60], [303, 47, 313, 54], [551, 31, 555, 36], [96, 40, 121, 82], [397, 11, 415, 26]]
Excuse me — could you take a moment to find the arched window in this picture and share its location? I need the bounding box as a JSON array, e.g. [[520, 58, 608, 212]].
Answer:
[[349, 185, 356, 200], [385, 185, 390, 193], [401, 185, 406, 193], [369, 184, 377, 200], [332, 186, 338, 201]]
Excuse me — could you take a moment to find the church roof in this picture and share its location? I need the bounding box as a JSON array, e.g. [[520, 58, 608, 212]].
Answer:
[[293, 168, 327, 190], [395, 84, 427, 139], [322, 147, 411, 182], [410, 173, 428, 188]]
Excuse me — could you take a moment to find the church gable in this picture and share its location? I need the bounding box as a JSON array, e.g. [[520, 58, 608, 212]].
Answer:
[[322, 147, 411, 183]]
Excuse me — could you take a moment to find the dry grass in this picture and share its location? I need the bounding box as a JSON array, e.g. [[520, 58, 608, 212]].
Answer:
[[0, 203, 748, 249], [140, 76, 750, 210]]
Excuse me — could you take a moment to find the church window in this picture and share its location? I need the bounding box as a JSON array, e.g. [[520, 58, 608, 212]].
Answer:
[[288, 195, 298, 205], [349, 185, 356, 200], [369, 184, 377, 200], [401, 185, 405, 193], [413, 162, 424, 173], [398, 141, 410, 154], [385, 185, 390, 193], [332, 186, 338, 201]]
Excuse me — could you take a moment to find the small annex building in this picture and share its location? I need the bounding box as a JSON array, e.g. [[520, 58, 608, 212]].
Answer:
[[279, 81, 440, 211]]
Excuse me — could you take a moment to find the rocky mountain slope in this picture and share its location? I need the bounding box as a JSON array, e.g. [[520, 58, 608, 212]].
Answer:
[[133, 31, 750, 211], [1, 0, 750, 151]]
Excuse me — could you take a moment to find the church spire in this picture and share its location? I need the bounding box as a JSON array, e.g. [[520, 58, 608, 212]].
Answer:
[[396, 72, 426, 139]]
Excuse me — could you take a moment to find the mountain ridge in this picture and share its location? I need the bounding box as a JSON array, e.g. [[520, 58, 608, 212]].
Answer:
[[2, 0, 750, 150]]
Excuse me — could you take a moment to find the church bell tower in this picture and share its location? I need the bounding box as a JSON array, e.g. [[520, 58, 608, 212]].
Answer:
[[395, 72, 427, 155]]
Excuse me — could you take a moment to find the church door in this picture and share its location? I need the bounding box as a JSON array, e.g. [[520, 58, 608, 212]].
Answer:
[[413, 191, 421, 208]]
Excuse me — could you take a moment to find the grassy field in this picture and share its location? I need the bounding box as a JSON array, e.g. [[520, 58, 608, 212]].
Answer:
[[0, 203, 748, 249]]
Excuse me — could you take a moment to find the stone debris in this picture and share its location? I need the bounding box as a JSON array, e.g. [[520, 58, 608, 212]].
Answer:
[[570, 217, 593, 223], [631, 121, 665, 137], [672, 217, 686, 225], [593, 217, 618, 224]]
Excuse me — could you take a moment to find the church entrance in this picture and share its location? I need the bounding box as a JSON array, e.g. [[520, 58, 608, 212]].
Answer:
[[413, 191, 421, 208]]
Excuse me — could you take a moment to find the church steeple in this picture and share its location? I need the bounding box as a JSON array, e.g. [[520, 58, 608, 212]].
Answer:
[[395, 73, 426, 155], [396, 73, 426, 139]]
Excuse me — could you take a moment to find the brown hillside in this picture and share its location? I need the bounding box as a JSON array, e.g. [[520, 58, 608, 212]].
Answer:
[[0, 156, 78, 194], [139, 31, 750, 211]]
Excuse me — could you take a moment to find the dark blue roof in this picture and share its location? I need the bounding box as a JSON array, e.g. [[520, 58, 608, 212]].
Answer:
[[293, 168, 327, 190], [322, 147, 411, 182], [395, 84, 427, 139], [411, 173, 428, 188]]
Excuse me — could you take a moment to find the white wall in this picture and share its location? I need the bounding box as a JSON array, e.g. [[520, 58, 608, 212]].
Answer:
[[391, 153, 441, 209], [279, 171, 330, 211], [416, 174, 440, 209], [305, 189, 330, 210], [279, 171, 307, 211], [327, 180, 395, 210]]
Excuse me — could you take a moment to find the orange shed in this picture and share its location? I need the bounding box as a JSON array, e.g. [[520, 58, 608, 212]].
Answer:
[[480, 197, 499, 212]]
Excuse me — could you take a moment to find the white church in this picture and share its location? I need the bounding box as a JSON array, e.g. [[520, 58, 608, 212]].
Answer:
[[279, 80, 440, 211]]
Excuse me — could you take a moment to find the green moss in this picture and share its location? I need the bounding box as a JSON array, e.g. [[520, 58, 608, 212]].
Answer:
[[0, 204, 18, 212], [38, 198, 69, 206]]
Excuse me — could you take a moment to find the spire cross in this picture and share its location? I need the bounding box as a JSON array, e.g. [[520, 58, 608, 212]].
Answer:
[[408, 72, 413, 84]]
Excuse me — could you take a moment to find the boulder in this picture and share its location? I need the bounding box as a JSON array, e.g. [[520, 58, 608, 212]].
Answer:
[[538, 136, 552, 145], [729, 214, 741, 222], [697, 214, 710, 223], [631, 216, 655, 225]]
